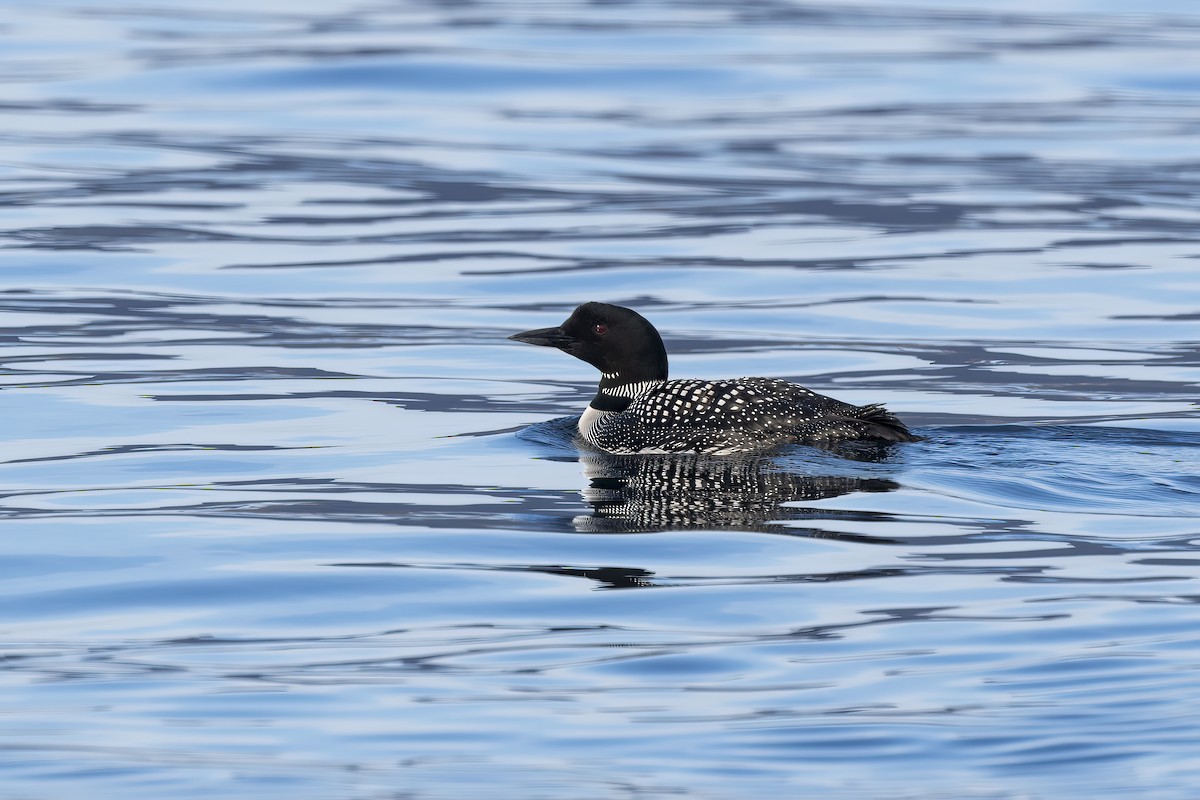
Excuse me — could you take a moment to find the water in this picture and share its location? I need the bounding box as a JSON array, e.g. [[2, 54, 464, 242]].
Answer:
[[1, 1, 1199, 797]]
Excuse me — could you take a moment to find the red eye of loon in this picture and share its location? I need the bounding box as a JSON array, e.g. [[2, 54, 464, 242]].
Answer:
[[593, 323, 608, 336]]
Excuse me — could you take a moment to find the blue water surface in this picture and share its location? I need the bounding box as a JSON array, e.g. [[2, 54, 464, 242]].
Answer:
[[0, 1, 1199, 798]]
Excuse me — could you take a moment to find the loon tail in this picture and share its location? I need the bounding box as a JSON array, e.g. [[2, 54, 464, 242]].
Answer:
[[851, 403, 921, 443]]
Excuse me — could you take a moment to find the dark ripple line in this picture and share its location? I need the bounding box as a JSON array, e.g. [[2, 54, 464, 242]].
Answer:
[[2, 442, 320, 466], [328, 559, 1052, 591]]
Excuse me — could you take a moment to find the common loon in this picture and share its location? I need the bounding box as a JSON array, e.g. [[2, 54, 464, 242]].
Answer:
[[509, 301, 917, 455]]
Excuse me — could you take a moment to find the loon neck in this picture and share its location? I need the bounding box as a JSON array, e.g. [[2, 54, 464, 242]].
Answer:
[[591, 370, 666, 412]]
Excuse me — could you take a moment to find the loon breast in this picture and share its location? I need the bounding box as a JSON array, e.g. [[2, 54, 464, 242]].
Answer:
[[578, 405, 614, 442]]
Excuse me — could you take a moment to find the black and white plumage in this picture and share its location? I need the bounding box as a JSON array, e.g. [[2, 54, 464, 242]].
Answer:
[[509, 302, 917, 455]]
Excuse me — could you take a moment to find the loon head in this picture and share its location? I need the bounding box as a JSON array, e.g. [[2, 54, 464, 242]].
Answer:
[[509, 301, 669, 383]]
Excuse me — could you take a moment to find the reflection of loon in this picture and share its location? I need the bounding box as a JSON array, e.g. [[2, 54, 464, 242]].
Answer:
[[510, 301, 917, 454], [572, 452, 899, 534]]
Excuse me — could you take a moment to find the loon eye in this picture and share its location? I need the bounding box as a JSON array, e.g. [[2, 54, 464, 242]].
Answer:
[[593, 322, 608, 336]]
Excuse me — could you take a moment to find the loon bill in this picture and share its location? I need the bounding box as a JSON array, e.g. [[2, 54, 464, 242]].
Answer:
[[509, 301, 918, 455]]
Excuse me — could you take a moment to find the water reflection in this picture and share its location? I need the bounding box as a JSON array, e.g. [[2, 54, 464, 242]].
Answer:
[[574, 451, 900, 534]]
